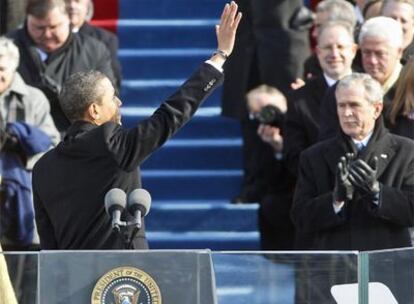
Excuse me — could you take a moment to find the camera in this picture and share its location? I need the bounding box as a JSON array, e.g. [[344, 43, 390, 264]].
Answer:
[[255, 105, 285, 128]]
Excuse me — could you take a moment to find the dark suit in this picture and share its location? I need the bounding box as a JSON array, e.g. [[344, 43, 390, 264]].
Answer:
[[78, 22, 122, 89], [32, 63, 223, 250], [292, 119, 414, 251], [284, 75, 329, 177]]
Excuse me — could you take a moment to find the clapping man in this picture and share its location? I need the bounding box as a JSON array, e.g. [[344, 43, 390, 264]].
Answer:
[[292, 73, 414, 251]]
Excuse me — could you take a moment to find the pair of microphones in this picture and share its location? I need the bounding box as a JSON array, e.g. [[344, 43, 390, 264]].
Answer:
[[104, 188, 151, 233]]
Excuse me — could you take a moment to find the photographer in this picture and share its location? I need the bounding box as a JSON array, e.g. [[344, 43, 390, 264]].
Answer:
[[242, 85, 295, 250], [292, 73, 414, 251]]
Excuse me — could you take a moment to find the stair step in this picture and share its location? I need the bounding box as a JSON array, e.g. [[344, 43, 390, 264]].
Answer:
[[119, 0, 226, 19], [118, 21, 217, 48], [119, 49, 211, 79], [152, 199, 232, 205], [121, 109, 241, 139], [147, 231, 260, 250], [120, 79, 222, 107], [147, 203, 258, 231], [142, 138, 242, 170], [141, 169, 242, 200]]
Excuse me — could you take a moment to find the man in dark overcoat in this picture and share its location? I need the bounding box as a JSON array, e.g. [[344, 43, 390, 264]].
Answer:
[[292, 72, 414, 251], [284, 21, 357, 178], [31, 2, 242, 250], [8, 0, 115, 133]]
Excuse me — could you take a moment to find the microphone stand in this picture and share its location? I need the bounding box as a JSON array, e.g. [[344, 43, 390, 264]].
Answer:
[[113, 218, 142, 249]]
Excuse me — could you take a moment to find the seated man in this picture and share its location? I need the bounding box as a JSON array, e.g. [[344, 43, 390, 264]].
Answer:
[[0, 37, 60, 250], [292, 72, 414, 251]]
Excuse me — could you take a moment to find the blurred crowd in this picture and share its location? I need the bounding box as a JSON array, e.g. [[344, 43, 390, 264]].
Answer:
[[0, 0, 413, 302], [221, 0, 414, 251]]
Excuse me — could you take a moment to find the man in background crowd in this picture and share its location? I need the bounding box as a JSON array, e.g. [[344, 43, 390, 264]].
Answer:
[[304, 0, 358, 79], [65, 0, 122, 88], [245, 85, 295, 250], [319, 16, 404, 139], [381, 0, 414, 63], [222, 0, 311, 204], [8, 0, 115, 133], [285, 21, 357, 178]]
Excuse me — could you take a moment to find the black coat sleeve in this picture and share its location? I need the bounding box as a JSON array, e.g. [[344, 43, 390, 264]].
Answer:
[[106, 63, 224, 171], [33, 185, 58, 249], [291, 149, 346, 233]]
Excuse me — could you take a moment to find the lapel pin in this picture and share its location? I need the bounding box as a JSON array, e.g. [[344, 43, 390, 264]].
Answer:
[[380, 154, 387, 159]]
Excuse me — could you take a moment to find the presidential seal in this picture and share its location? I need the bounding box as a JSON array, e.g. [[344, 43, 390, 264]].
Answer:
[[91, 266, 162, 304]]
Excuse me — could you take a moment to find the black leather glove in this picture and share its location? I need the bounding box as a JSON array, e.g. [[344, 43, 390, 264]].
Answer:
[[333, 155, 354, 202], [349, 157, 380, 196]]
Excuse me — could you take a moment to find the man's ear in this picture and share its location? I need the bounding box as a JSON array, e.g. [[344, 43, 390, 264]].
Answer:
[[85, 103, 100, 122], [373, 102, 383, 119]]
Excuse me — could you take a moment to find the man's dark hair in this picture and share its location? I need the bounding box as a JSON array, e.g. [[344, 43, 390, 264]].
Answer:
[[26, 0, 68, 18], [59, 70, 108, 122]]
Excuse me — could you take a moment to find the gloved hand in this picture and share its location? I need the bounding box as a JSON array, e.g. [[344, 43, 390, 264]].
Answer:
[[333, 155, 354, 202], [349, 157, 380, 196]]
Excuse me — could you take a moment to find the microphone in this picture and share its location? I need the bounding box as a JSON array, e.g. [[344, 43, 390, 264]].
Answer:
[[127, 189, 151, 229], [104, 188, 127, 232]]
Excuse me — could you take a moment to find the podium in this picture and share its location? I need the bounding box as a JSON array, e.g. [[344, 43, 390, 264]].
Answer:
[[38, 250, 216, 304]]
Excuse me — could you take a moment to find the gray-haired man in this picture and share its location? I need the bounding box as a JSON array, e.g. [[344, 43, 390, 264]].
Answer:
[[292, 73, 414, 251]]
